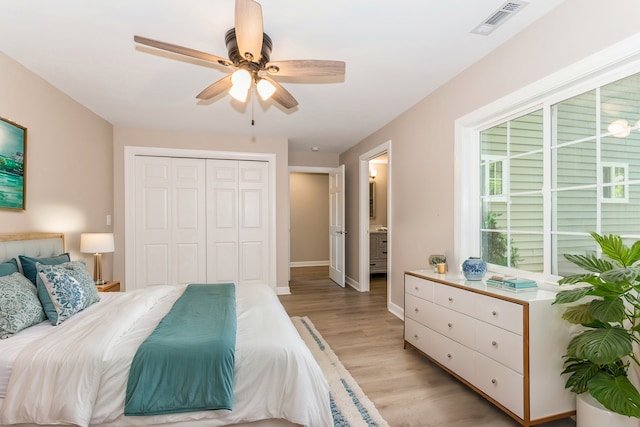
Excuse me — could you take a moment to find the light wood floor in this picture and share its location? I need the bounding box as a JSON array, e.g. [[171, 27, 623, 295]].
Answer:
[[279, 266, 576, 427]]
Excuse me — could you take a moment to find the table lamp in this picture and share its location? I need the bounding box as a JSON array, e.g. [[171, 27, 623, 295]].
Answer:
[[80, 233, 114, 285]]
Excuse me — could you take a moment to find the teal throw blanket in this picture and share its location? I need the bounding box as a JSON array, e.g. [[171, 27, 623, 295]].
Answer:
[[125, 283, 237, 416]]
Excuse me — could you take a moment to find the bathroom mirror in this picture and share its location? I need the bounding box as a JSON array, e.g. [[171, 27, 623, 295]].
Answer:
[[369, 181, 376, 219]]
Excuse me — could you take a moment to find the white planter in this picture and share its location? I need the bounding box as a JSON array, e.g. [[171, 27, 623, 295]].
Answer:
[[576, 393, 639, 427]]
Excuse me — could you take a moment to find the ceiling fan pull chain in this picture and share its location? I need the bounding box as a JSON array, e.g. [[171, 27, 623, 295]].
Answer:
[[251, 86, 255, 126]]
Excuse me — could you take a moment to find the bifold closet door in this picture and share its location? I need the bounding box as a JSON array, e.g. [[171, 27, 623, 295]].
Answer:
[[134, 156, 207, 288], [206, 159, 269, 286]]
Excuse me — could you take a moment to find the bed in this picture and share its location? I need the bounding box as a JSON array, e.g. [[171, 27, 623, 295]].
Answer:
[[0, 233, 332, 427]]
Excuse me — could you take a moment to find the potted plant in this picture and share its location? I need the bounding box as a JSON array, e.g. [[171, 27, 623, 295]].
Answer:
[[553, 232, 640, 420], [429, 254, 446, 273]]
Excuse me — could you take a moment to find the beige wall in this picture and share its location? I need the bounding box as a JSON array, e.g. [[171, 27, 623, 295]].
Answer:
[[112, 126, 290, 289], [0, 51, 115, 276], [290, 173, 329, 265], [288, 150, 339, 168], [340, 0, 640, 309]]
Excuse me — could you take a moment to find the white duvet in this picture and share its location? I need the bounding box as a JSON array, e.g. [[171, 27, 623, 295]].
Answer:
[[0, 284, 332, 427]]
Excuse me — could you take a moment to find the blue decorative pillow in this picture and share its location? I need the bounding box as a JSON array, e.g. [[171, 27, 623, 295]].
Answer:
[[36, 260, 100, 326], [0, 272, 47, 339], [0, 259, 19, 277], [19, 253, 70, 286]]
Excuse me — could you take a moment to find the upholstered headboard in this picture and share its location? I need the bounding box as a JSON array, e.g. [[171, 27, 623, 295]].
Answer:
[[0, 233, 65, 264]]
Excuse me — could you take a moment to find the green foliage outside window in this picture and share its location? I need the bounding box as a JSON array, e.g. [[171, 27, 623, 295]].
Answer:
[[482, 212, 522, 267]]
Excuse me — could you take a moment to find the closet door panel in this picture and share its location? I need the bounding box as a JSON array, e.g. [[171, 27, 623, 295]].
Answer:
[[135, 157, 171, 288], [238, 161, 269, 285], [171, 158, 206, 285], [211, 241, 237, 283], [206, 160, 239, 284], [134, 156, 206, 288], [144, 244, 169, 285]]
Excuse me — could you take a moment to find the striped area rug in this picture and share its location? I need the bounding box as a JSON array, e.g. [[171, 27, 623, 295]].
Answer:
[[291, 316, 390, 427]]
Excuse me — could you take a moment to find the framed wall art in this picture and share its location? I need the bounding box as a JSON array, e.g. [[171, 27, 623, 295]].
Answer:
[[0, 117, 26, 210]]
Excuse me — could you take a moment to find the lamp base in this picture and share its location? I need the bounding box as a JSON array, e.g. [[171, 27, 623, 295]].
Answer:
[[93, 253, 104, 286]]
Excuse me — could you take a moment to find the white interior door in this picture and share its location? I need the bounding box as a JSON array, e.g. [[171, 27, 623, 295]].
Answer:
[[206, 159, 239, 284], [134, 156, 206, 289], [206, 159, 270, 286], [238, 161, 269, 285], [329, 165, 346, 287]]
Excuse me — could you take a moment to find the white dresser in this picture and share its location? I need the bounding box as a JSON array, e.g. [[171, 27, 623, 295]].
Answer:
[[404, 270, 575, 427]]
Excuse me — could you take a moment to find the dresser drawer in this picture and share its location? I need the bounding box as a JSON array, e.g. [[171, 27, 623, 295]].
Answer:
[[405, 318, 432, 354], [431, 331, 475, 381], [474, 353, 524, 418], [430, 304, 476, 348], [405, 275, 434, 301], [475, 321, 523, 373], [405, 293, 433, 327], [434, 284, 476, 315], [474, 295, 523, 335]]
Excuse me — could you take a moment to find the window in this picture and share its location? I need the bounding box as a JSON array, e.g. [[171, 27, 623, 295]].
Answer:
[[602, 162, 628, 203], [483, 156, 506, 199], [470, 71, 640, 278]]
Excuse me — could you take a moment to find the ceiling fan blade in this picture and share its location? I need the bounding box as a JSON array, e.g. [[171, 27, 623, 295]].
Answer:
[[196, 75, 234, 100], [134, 35, 232, 67], [235, 0, 263, 62], [265, 60, 346, 77], [264, 77, 298, 109]]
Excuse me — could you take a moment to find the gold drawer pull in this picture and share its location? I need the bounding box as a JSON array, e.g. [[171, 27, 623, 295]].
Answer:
[[415, 286, 420, 291], [492, 310, 498, 316], [448, 297, 454, 303], [447, 322, 453, 328], [447, 353, 452, 359], [492, 340, 498, 347], [414, 334, 419, 339], [491, 378, 497, 385], [414, 308, 419, 313]]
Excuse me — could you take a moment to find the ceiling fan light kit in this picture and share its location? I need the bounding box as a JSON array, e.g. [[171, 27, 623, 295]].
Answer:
[[133, 0, 345, 111]]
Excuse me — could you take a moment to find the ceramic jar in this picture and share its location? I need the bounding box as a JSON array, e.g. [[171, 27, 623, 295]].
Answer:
[[462, 257, 487, 281]]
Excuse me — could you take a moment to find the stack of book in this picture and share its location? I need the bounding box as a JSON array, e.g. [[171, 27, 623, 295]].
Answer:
[[486, 276, 538, 292]]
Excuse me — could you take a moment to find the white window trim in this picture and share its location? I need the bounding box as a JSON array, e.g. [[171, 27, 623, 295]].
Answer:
[[454, 33, 640, 289]]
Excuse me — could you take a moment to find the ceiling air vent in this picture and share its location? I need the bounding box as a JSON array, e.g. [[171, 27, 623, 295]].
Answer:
[[471, 0, 529, 36]]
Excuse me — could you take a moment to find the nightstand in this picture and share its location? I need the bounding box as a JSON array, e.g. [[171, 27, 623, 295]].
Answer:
[[96, 281, 120, 292]]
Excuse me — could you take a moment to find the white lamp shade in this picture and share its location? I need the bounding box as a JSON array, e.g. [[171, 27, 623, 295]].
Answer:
[[231, 69, 251, 89], [256, 78, 276, 100], [229, 85, 249, 102], [80, 233, 114, 254]]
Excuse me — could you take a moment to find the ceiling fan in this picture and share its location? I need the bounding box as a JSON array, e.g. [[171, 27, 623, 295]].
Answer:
[[134, 0, 346, 110]]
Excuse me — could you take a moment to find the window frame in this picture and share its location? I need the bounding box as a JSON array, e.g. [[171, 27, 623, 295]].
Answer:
[[454, 36, 640, 288]]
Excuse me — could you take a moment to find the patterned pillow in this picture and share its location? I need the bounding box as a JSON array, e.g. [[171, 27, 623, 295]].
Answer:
[[36, 260, 100, 326], [0, 272, 47, 339]]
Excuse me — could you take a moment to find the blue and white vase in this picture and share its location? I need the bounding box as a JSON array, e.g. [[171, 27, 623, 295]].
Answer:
[[462, 257, 487, 281]]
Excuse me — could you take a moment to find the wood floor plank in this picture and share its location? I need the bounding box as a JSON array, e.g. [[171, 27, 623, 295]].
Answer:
[[279, 266, 576, 427]]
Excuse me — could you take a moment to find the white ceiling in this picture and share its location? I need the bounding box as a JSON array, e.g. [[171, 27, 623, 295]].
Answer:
[[0, 0, 565, 154]]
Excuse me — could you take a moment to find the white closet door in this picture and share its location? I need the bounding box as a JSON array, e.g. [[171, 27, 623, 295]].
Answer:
[[172, 158, 207, 285], [134, 156, 206, 289], [238, 161, 269, 285], [206, 159, 239, 284]]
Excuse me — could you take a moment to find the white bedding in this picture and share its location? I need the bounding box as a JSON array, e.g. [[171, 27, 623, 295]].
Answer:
[[0, 284, 331, 427]]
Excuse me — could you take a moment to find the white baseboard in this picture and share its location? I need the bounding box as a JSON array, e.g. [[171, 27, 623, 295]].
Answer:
[[289, 260, 330, 267], [275, 285, 291, 295], [345, 275, 361, 291], [388, 301, 404, 320]]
